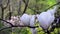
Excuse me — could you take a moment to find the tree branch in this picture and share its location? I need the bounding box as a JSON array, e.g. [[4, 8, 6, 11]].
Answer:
[[0, 18, 39, 31], [3, 0, 9, 9], [22, 0, 29, 14], [44, 2, 60, 11], [22, 0, 36, 12], [18, 0, 21, 15], [1, 4, 4, 19], [0, 18, 13, 26], [8, 0, 12, 20], [9, 12, 12, 20], [0, 25, 38, 31], [22, 0, 25, 3], [0, 0, 9, 19]]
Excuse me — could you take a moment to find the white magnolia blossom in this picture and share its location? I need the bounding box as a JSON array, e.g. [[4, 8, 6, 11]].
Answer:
[[30, 15, 37, 34], [37, 6, 57, 30], [20, 14, 31, 26], [30, 15, 36, 26], [20, 14, 37, 34]]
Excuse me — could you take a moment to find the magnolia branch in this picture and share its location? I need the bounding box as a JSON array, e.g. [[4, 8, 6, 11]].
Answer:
[[0, 18, 38, 31]]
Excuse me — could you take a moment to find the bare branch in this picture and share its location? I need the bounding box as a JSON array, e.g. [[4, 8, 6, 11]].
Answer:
[[22, 0, 29, 14], [22, 0, 25, 3], [28, 7, 36, 12], [1, 5, 4, 19], [8, 0, 12, 20], [0, 26, 12, 31], [0, 0, 9, 19], [18, 0, 21, 15], [44, 2, 60, 11], [3, 0, 9, 9], [0, 0, 2, 6], [22, 0, 41, 14], [0, 24, 38, 31], [0, 18, 13, 26], [9, 12, 12, 20]]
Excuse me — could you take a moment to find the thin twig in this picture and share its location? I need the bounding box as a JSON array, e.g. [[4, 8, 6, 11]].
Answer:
[[44, 2, 60, 11], [3, 0, 9, 9], [0, 25, 38, 31], [9, 0, 12, 20], [18, 0, 21, 15], [0, 18, 39, 31], [22, 0, 29, 14], [0, 0, 9, 19], [0, 18, 13, 26]]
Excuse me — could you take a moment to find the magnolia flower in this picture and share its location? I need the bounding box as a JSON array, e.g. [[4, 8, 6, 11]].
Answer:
[[20, 14, 31, 26], [30, 15, 37, 34], [37, 6, 57, 31]]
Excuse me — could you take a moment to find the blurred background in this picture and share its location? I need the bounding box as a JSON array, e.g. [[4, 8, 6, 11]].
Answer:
[[0, 0, 60, 34]]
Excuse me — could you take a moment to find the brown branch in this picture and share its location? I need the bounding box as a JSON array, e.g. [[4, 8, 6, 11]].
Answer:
[[9, 12, 12, 20], [22, 0, 25, 3], [22, 0, 41, 14], [0, 0, 4, 19], [44, 2, 60, 11], [1, 4, 4, 19], [3, 0, 9, 9], [0, 18, 13, 26], [8, 0, 12, 20], [0, 0, 9, 19], [0, 0, 2, 6], [18, 0, 21, 15], [22, 0, 29, 14], [0, 25, 38, 31]]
